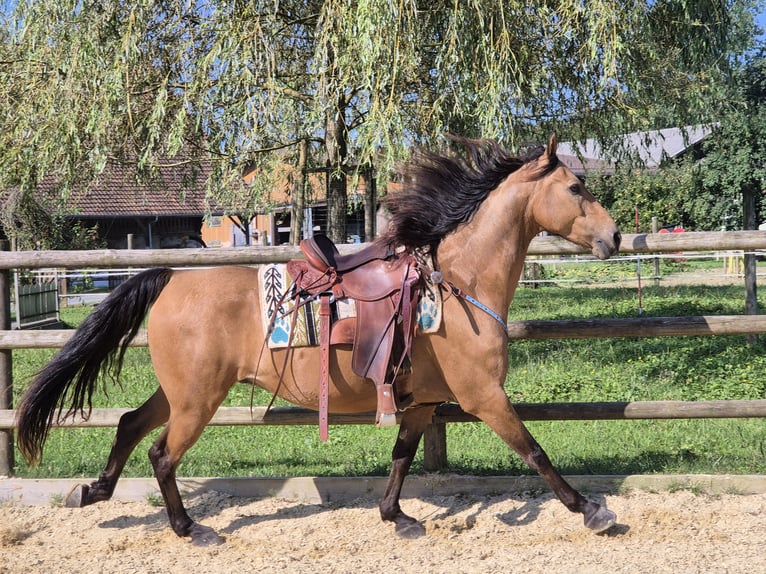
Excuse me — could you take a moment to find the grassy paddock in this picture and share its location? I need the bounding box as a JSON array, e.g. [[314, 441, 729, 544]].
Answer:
[[9, 281, 766, 479]]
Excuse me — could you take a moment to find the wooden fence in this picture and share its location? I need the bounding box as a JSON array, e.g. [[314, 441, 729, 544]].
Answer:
[[2, 230, 766, 477]]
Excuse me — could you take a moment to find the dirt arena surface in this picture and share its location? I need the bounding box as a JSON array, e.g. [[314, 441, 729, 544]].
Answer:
[[2, 485, 765, 574]]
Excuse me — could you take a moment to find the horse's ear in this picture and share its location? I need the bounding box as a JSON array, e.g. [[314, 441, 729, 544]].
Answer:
[[546, 133, 558, 158]]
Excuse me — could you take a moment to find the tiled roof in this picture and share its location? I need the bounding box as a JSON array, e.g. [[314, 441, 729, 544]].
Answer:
[[50, 159, 328, 217], [42, 159, 215, 217]]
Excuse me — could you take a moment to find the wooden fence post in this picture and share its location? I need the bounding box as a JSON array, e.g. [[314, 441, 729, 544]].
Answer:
[[0, 240, 13, 476], [423, 422, 448, 471], [652, 217, 660, 286]]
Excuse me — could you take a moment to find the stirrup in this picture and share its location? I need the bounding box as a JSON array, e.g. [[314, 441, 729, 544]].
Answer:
[[375, 383, 398, 428], [376, 412, 397, 428]]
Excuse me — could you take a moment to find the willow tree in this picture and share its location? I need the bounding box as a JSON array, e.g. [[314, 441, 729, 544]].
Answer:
[[0, 0, 759, 245]]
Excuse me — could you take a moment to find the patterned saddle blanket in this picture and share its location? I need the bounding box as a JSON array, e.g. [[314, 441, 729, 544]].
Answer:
[[258, 263, 442, 349]]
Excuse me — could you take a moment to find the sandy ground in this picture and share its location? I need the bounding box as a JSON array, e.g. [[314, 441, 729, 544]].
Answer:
[[1, 487, 765, 574]]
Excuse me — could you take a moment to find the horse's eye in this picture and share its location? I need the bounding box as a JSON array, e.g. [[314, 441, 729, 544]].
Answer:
[[569, 183, 582, 196]]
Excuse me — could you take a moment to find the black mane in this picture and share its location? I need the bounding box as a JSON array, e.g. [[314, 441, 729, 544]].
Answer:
[[381, 136, 556, 251]]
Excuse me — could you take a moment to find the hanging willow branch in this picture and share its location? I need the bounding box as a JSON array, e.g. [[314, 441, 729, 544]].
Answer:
[[0, 0, 758, 242]]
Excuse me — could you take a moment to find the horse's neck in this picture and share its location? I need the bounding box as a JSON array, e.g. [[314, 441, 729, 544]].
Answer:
[[436, 179, 537, 314]]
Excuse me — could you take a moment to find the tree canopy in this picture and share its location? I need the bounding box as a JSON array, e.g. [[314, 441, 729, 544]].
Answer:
[[0, 0, 761, 244], [586, 46, 766, 234], [695, 53, 766, 230]]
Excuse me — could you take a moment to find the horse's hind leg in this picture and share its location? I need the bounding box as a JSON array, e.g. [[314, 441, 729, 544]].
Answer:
[[379, 405, 436, 539], [148, 409, 224, 546], [65, 388, 170, 508]]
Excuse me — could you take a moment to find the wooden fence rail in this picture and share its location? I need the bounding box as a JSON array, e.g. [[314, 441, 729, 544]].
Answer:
[[1, 314, 765, 351], [1, 230, 766, 475], [1, 230, 766, 270], [3, 400, 766, 432]]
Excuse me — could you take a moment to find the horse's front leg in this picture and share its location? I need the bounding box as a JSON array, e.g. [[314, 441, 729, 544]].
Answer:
[[464, 389, 616, 533], [379, 405, 437, 539]]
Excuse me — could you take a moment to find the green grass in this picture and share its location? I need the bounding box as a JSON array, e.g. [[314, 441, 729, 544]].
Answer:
[[9, 281, 766, 479]]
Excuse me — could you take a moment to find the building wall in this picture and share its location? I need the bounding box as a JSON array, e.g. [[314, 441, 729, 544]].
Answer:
[[200, 203, 367, 248], [201, 214, 268, 247]]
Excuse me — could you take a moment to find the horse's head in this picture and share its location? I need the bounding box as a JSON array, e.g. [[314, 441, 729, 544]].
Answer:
[[527, 134, 621, 260]]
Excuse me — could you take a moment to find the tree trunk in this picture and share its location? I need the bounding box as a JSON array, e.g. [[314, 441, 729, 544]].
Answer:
[[364, 166, 376, 241], [228, 215, 250, 246], [327, 169, 347, 243], [325, 86, 348, 243], [290, 139, 307, 245]]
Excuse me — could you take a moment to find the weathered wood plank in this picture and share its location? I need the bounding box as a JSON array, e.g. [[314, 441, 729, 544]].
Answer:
[[505, 315, 766, 340], [0, 406, 375, 429], [2, 315, 764, 350], [0, 246, 301, 269], [1, 231, 766, 270], [423, 422, 448, 471], [0, 330, 147, 348], [431, 400, 766, 422], [3, 400, 766, 430], [527, 230, 766, 255]]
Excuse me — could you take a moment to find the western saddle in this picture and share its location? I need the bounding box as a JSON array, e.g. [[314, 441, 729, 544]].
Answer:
[[285, 234, 423, 440]]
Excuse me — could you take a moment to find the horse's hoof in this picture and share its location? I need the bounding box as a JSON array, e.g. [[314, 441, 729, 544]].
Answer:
[[64, 484, 89, 508], [189, 524, 225, 546], [395, 520, 426, 539], [584, 504, 616, 533]]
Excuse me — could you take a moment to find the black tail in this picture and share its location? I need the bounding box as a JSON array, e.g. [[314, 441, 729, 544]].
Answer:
[[16, 267, 174, 464]]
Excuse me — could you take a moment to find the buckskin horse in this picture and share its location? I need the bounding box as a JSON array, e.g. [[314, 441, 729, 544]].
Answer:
[[16, 134, 621, 545]]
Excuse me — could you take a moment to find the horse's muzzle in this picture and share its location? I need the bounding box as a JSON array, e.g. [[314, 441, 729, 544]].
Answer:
[[592, 230, 621, 260]]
